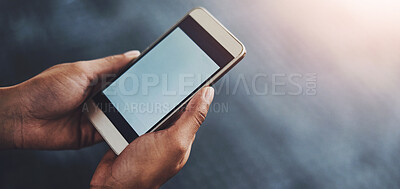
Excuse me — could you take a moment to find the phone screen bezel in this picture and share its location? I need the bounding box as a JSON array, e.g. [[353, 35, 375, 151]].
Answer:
[[92, 14, 235, 143]]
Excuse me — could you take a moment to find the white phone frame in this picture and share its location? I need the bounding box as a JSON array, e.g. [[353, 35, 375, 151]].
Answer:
[[87, 7, 246, 155]]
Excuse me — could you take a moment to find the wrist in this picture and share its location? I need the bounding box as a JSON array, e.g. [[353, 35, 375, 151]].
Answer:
[[0, 86, 24, 149]]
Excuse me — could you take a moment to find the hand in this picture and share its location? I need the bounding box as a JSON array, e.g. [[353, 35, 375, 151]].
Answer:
[[90, 87, 215, 189], [0, 50, 141, 149]]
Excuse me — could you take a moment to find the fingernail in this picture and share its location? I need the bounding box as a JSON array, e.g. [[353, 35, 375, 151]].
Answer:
[[204, 87, 214, 104], [124, 50, 140, 58]]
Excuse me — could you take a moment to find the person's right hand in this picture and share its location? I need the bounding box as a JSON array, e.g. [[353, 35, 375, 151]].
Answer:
[[90, 87, 214, 189]]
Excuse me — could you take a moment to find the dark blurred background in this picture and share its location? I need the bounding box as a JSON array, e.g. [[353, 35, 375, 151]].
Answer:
[[1, 0, 400, 188]]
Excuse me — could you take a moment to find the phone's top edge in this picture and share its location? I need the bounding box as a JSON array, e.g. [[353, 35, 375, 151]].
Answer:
[[188, 7, 246, 58], [240, 45, 247, 58], [189, 7, 207, 13]]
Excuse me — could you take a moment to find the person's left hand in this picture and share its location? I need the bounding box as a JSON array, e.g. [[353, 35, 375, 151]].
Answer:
[[0, 50, 140, 150]]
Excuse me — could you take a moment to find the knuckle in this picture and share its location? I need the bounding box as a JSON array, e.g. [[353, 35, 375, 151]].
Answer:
[[103, 56, 114, 63], [47, 62, 69, 71], [176, 143, 189, 154], [173, 137, 189, 154], [72, 61, 94, 79], [45, 63, 81, 77], [67, 61, 85, 72], [166, 129, 189, 155], [104, 54, 124, 63], [192, 112, 205, 127], [71, 61, 84, 70], [73, 60, 84, 65], [192, 104, 208, 126]]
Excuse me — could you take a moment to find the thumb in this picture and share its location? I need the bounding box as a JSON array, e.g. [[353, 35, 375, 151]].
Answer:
[[168, 87, 215, 144], [80, 50, 140, 80]]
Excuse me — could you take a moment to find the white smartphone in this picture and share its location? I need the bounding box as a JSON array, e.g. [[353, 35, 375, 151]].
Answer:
[[87, 7, 246, 155]]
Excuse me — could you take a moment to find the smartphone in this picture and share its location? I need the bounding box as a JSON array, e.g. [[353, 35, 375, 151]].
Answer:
[[87, 7, 246, 155]]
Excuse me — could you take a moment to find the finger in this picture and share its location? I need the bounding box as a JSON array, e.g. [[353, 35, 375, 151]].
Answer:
[[168, 87, 214, 143], [79, 112, 105, 147], [77, 50, 140, 94], [99, 149, 117, 164], [79, 50, 140, 80], [91, 149, 117, 185]]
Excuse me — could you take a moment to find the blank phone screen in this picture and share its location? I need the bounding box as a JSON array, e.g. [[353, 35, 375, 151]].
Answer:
[[93, 16, 234, 142], [103, 27, 219, 136]]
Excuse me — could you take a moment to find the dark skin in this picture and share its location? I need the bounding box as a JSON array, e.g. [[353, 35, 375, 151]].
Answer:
[[0, 50, 215, 188]]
